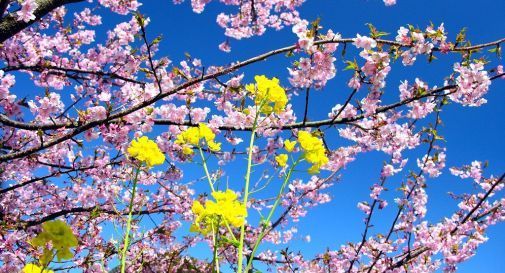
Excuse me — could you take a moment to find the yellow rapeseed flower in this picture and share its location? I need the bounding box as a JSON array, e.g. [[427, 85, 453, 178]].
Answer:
[[22, 264, 54, 273], [245, 75, 288, 114], [127, 136, 165, 167], [176, 126, 200, 146], [298, 131, 329, 174], [275, 154, 288, 167], [175, 123, 221, 154], [190, 190, 247, 235], [31, 220, 78, 264], [284, 139, 297, 152]]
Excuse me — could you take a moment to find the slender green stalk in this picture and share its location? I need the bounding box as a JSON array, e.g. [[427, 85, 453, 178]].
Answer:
[[120, 166, 141, 273], [224, 221, 238, 241], [40, 251, 57, 272], [212, 223, 220, 273], [236, 111, 260, 273], [199, 146, 216, 192], [244, 157, 302, 272]]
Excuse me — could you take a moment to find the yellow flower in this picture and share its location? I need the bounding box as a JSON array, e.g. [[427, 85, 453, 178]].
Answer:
[[246, 75, 288, 114], [22, 264, 54, 273], [198, 123, 215, 143], [175, 126, 201, 147], [127, 136, 165, 167], [191, 190, 247, 235], [275, 154, 288, 167], [297, 131, 329, 173], [31, 220, 78, 264], [207, 141, 221, 152], [176, 123, 221, 153], [182, 146, 194, 156], [284, 139, 297, 152]]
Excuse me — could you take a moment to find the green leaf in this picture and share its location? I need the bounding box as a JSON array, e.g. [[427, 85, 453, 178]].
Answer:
[[375, 31, 390, 38], [343, 60, 357, 71], [152, 35, 163, 45], [366, 23, 389, 39], [456, 27, 467, 44], [488, 45, 501, 58], [134, 12, 145, 27]]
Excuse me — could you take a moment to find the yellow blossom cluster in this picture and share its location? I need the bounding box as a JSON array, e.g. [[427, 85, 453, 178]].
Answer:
[[245, 75, 288, 114], [127, 136, 165, 167], [22, 264, 54, 273], [297, 131, 329, 174], [175, 123, 221, 155], [275, 154, 288, 167], [284, 139, 297, 152], [190, 190, 247, 235], [30, 220, 78, 266]]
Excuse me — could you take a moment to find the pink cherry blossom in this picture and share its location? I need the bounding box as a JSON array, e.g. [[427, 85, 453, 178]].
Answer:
[[353, 34, 377, 50], [17, 0, 38, 23]]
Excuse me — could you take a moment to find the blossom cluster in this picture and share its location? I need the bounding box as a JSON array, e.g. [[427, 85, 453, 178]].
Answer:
[[127, 136, 166, 167], [450, 62, 492, 106], [297, 131, 329, 174], [0, 1, 502, 273], [395, 24, 449, 66], [175, 123, 222, 154], [190, 189, 247, 235], [399, 78, 437, 119], [246, 75, 288, 115], [288, 20, 340, 89]]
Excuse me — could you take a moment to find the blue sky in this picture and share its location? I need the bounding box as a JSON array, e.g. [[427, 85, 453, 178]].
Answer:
[[12, 0, 503, 272]]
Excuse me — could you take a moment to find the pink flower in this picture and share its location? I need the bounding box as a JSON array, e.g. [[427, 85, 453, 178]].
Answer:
[[450, 161, 483, 183], [347, 75, 361, 89], [383, 0, 397, 6], [396, 26, 411, 44], [401, 50, 416, 66], [497, 65, 505, 78], [86, 106, 107, 121], [417, 152, 446, 177], [17, 0, 38, 23], [450, 62, 491, 106], [357, 202, 371, 214], [190, 107, 210, 123], [98, 0, 140, 15], [288, 30, 340, 89], [218, 40, 231, 52], [28, 93, 64, 120], [370, 184, 384, 200], [98, 92, 112, 102], [328, 103, 357, 119], [353, 34, 377, 50], [382, 164, 400, 177], [190, 0, 212, 13], [408, 101, 436, 119]]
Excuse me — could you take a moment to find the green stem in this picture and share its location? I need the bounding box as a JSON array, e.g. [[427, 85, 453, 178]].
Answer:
[[237, 111, 260, 273], [244, 157, 301, 272], [40, 251, 56, 272], [224, 221, 238, 241], [212, 223, 220, 273], [199, 146, 216, 192], [120, 166, 141, 273]]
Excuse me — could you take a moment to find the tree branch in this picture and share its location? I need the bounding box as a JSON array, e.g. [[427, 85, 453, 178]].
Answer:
[[0, 0, 85, 44], [20, 206, 176, 228]]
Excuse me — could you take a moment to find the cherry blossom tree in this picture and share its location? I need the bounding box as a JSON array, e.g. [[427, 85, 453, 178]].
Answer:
[[0, 0, 503, 273]]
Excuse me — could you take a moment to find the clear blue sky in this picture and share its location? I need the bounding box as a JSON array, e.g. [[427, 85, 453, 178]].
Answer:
[[60, 0, 504, 272]]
